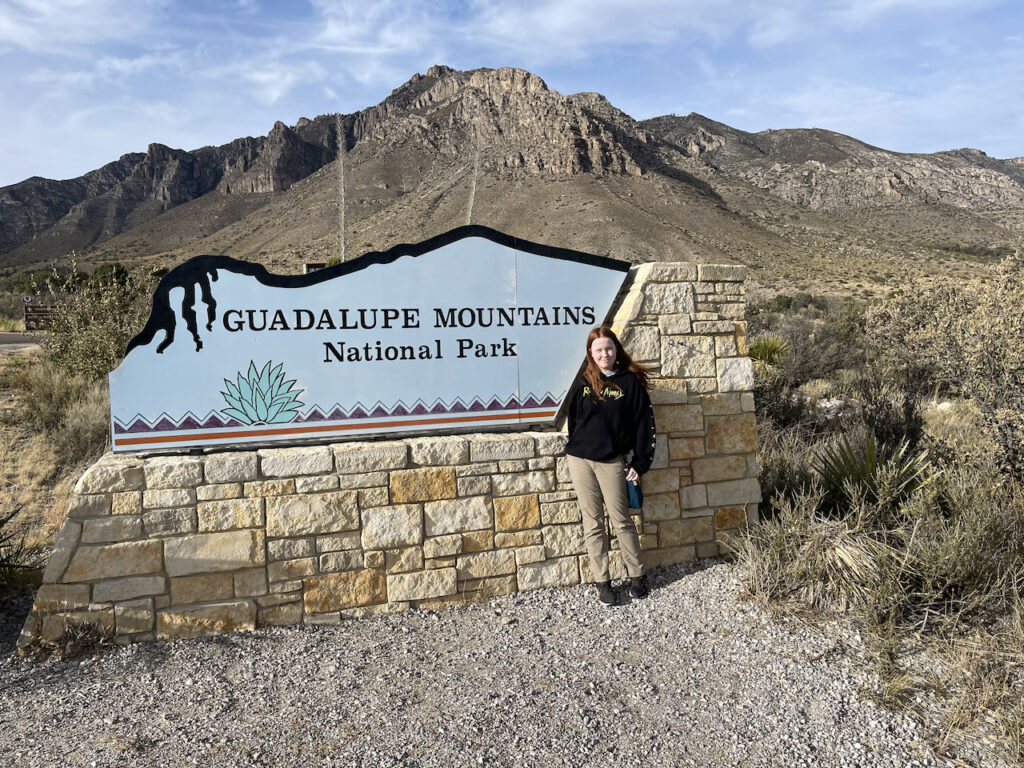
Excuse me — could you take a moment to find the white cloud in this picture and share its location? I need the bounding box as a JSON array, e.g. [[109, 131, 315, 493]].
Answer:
[[0, 0, 164, 51]]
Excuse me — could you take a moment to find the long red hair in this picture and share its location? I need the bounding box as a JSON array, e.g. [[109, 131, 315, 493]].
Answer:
[[583, 326, 650, 399]]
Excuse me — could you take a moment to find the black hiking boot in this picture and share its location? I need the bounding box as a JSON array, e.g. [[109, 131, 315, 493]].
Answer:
[[628, 574, 649, 599], [596, 580, 616, 606]]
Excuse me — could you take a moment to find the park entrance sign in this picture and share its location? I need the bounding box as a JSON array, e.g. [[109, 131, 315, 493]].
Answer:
[[109, 226, 630, 452]]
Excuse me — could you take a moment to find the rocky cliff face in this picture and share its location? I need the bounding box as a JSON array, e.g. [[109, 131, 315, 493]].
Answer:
[[643, 113, 1024, 228]]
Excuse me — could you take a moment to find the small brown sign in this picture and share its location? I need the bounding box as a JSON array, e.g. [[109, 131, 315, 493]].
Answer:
[[24, 304, 58, 331]]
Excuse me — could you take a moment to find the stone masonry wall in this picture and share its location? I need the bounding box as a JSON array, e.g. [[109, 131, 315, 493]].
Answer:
[[19, 262, 760, 648]]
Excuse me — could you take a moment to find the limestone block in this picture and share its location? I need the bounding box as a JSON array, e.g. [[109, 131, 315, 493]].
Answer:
[[681, 484, 707, 509], [491, 471, 554, 497], [715, 505, 748, 530], [390, 467, 456, 503], [164, 530, 265, 577], [387, 568, 457, 602], [64, 540, 163, 582], [644, 282, 695, 315], [494, 530, 542, 547], [170, 572, 233, 605], [244, 479, 297, 497], [741, 391, 756, 412], [714, 335, 739, 358], [93, 575, 165, 605], [409, 436, 469, 466], [198, 498, 263, 532], [142, 488, 195, 509], [468, 434, 535, 462], [268, 538, 316, 561], [258, 602, 303, 627], [579, 551, 628, 583], [528, 458, 555, 473], [456, 462, 498, 477], [143, 508, 196, 537], [617, 324, 660, 362], [693, 320, 736, 334], [540, 500, 580, 524], [144, 457, 204, 490], [68, 494, 111, 520], [456, 475, 491, 497], [634, 262, 698, 282], [612, 287, 644, 324], [258, 446, 333, 478], [196, 484, 242, 502], [424, 497, 491, 537], [494, 494, 540, 531], [706, 414, 758, 454], [75, 458, 144, 495], [157, 600, 256, 641], [456, 550, 515, 580], [33, 584, 91, 612], [333, 442, 408, 473], [265, 491, 358, 537], [388, 532, 436, 568], [658, 313, 692, 336], [359, 487, 389, 508], [204, 453, 258, 484], [533, 432, 568, 456], [319, 550, 364, 573], [660, 516, 715, 547], [688, 377, 719, 394], [692, 456, 748, 484], [555, 456, 571, 484], [364, 551, 385, 569], [462, 575, 518, 599], [701, 393, 743, 416], [643, 493, 681, 521], [267, 557, 318, 583], [662, 336, 715, 379], [717, 358, 755, 393], [643, 545, 697, 569], [115, 598, 154, 634], [517, 557, 579, 590], [43, 520, 80, 583], [82, 515, 141, 544], [426, 556, 457, 569], [515, 545, 546, 566], [643, 469, 680, 494], [651, 434, 670, 469], [296, 475, 340, 493], [360, 504, 422, 550], [112, 492, 142, 516], [654, 404, 702, 433], [304, 569, 386, 612], [698, 264, 746, 282], [234, 568, 268, 597], [542, 524, 586, 558], [498, 459, 528, 473], [270, 579, 302, 594], [670, 437, 705, 460], [706, 478, 762, 507], [423, 534, 463, 559], [316, 532, 361, 553], [462, 530, 493, 552]]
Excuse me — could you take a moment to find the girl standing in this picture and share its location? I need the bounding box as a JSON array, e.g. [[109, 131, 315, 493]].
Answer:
[[566, 326, 656, 605]]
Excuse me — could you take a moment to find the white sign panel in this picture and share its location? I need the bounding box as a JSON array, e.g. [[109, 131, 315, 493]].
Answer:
[[110, 226, 630, 452]]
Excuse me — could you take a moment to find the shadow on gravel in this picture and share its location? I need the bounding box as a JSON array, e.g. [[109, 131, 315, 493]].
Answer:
[[613, 557, 727, 607], [0, 594, 34, 659]]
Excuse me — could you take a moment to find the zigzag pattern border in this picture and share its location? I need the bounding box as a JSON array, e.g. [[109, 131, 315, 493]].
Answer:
[[113, 392, 563, 434]]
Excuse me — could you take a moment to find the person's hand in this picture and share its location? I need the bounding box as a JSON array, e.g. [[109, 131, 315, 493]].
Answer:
[[625, 466, 638, 483]]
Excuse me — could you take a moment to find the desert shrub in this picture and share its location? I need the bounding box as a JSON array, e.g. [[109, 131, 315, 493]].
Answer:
[[868, 254, 1024, 479], [14, 359, 94, 434], [0, 506, 42, 593], [41, 265, 152, 381], [54, 380, 110, 464]]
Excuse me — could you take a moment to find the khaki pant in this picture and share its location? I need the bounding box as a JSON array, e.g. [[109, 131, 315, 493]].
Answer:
[[566, 454, 644, 582]]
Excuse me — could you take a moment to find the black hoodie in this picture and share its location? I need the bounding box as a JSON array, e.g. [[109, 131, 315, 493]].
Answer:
[[565, 368, 656, 474]]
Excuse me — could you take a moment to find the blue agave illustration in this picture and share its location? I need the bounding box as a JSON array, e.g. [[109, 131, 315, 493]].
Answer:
[[221, 361, 304, 425]]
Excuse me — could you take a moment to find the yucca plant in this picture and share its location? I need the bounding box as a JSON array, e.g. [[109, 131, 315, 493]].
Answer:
[[811, 432, 934, 516], [221, 361, 304, 425], [749, 332, 792, 372], [0, 506, 40, 592]]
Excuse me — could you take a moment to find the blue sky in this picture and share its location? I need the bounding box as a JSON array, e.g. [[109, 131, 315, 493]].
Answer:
[[1, 0, 1022, 187]]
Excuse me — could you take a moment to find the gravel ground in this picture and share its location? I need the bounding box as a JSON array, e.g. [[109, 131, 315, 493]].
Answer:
[[0, 560, 1013, 768]]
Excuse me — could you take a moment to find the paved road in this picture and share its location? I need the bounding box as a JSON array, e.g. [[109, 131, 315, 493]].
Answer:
[[0, 332, 36, 346]]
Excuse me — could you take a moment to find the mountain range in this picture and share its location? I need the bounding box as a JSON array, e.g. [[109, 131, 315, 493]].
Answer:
[[2, 65, 1021, 296]]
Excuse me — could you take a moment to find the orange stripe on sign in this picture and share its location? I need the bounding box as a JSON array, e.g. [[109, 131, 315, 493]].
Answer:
[[114, 410, 558, 447]]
